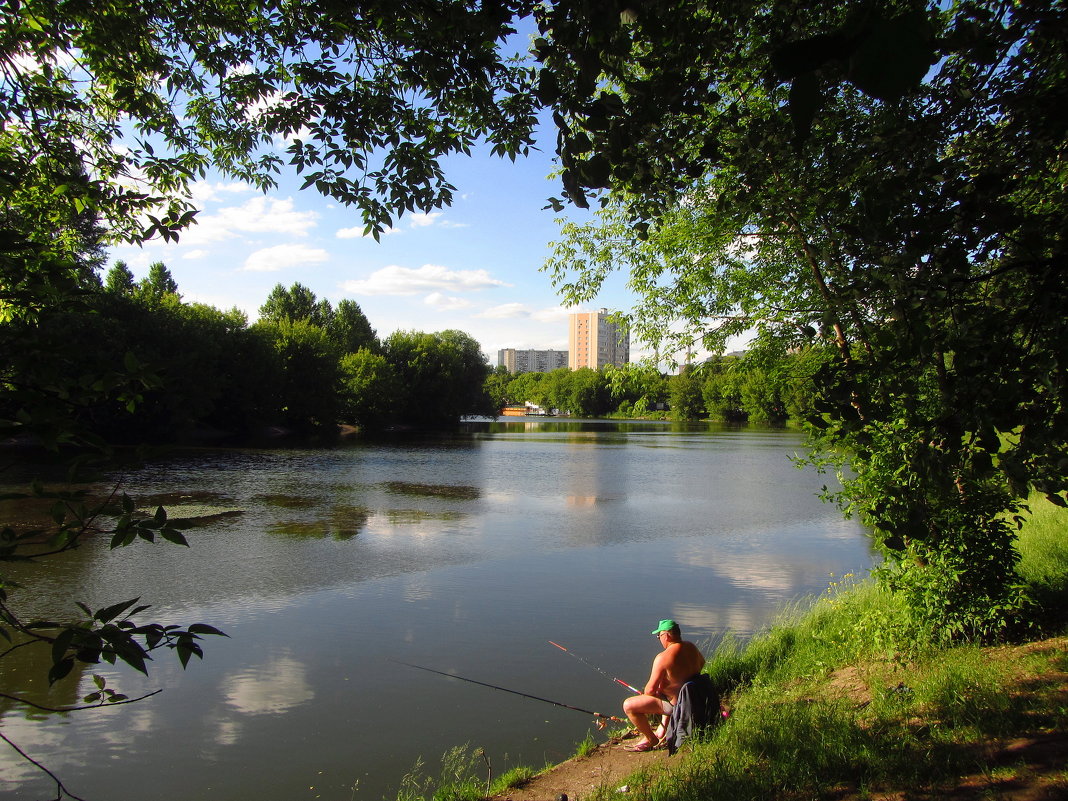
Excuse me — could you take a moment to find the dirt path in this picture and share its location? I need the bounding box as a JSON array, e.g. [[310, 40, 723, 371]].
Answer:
[[490, 732, 675, 801]]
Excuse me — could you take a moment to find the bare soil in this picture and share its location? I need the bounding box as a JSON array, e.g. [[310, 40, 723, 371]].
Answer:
[[491, 637, 1068, 801]]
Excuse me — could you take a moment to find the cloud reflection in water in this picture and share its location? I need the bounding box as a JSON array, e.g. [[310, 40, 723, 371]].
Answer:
[[223, 655, 314, 716]]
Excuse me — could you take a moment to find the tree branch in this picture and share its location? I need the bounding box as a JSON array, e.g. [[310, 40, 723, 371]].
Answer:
[[0, 730, 90, 801], [0, 688, 163, 713]]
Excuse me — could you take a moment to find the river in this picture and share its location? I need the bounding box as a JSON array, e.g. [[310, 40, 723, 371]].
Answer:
[[0, 419, 874, 801]]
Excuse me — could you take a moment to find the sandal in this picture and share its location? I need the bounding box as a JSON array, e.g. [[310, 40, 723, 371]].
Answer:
[[624, 740, 658, 752]]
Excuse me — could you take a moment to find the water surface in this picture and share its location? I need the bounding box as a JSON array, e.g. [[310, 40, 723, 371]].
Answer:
[[0, 420, 873, 801]]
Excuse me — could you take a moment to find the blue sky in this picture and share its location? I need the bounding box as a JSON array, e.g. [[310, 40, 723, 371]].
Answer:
[[108, 129, 619, 362], [104, 16, 753, 366], [102, 16, 667, 366]]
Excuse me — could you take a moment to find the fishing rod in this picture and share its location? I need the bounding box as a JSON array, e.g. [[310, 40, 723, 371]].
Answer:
[[548, 641, 642, 695], [393, 659, 626, 725]]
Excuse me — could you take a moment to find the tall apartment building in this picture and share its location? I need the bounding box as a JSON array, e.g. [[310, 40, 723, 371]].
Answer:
[[567, 308, 630, 370], [497, 348, 569, 374]]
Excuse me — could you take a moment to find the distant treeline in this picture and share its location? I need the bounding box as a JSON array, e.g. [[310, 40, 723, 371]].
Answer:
[[12, 262, 495, 442], [488, 346, 832, 423], [7, 259, 832, 444]]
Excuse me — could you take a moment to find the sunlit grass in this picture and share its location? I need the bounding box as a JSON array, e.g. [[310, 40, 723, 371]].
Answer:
[[1015, 493, 1068, 624], [572, 732, 598, 759]]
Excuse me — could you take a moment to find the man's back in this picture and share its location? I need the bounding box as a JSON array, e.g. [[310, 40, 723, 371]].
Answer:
[[657, 641, 705, 700]]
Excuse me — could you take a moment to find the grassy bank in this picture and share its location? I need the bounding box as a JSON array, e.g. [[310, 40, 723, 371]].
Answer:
[[400, 495, 1068, 801]]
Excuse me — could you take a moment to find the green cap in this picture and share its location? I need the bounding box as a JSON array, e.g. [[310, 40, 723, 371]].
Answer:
[[651, 619, 678, 635]]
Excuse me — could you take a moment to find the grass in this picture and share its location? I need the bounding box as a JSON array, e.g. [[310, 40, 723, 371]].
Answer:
[[395, 495, 1067, 801], [393, 746, 547, 801], [1015, 494, 1068, 622], [573, 732, 598, 758]]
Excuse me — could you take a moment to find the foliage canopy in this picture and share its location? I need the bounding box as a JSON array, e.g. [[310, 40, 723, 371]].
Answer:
[[541, 0, 1067, 637]]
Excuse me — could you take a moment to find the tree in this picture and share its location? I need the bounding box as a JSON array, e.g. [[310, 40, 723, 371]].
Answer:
[[483, 365, 513, 412], [668, 366, 705, 422], [104, 260, 136, 295], [136, 261, 180, 305], [384, 330, 493, 426], [0, 0, 539, 246], [506, 371, 547, 409], [542, 0, 1067, 638], [258, 283, 332, 327], [602, 362, 666, 416], [338, 348, 399, 429], [701, 358, 745, 422], [567, 367, 609, 418], [331, 299, 378, 355], [253, 319, 341, 432]]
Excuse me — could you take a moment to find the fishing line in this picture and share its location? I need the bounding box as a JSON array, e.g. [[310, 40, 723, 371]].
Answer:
[[548, 641, 641, 695], [393, 659, 626, 724]]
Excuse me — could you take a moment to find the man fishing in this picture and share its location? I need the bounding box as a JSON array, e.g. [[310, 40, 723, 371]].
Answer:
[[621, 619, 706, 752]]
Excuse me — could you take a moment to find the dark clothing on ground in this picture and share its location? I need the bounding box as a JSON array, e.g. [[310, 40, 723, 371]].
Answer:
[[662, 673, 720, 755]]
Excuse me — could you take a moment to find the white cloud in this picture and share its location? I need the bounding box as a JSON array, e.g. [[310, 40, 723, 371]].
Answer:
[[183, 249, 208, 260], [478, 303, 531, 319], [531, 305, 578, 323], [241, 244, 330, 272], [340, 264, 510, 295], [336, 224, 398, 239], [188, 180, 256, 205], [425, 292, 472, 311], [178, 196, 319, 246], [408, 211, 442, 228], [401, 211, 467, 230]]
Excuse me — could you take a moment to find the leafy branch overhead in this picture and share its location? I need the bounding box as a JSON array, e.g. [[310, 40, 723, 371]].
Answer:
[[1, 485, 227, 686], [541, 0, 1066, 639], [2, 0, 541, 242]]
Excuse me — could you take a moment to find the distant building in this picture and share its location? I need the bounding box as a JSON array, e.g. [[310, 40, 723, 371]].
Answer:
[[568, 309, 630, 370], [497, 348, 569, 374]]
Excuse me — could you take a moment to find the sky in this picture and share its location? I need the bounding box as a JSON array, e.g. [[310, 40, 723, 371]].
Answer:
[[107, 118, 648, 365], [103, 15, 752, 368]]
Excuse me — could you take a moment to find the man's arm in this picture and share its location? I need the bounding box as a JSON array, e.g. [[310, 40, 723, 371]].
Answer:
[[643, 651, 670, 697]]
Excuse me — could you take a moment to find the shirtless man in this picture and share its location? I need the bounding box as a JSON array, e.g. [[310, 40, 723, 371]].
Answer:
[[622, 619, 705, 752]]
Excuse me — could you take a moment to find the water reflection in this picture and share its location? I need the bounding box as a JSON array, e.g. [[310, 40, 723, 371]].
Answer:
[[0, 423, 875, 801], [267, 504, 372, 540], [224, 654, 315, 716]]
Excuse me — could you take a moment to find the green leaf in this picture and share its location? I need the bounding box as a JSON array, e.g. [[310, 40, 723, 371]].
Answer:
[[188, 623, 228, 637], [95, 597, 141, 624], [51, 628, 75, 665], [48, 657, 75, 685], [159, 528, 189, 547]]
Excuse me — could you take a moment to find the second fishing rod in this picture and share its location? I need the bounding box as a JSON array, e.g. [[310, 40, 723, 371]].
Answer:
[[548, 641, 642, 695]]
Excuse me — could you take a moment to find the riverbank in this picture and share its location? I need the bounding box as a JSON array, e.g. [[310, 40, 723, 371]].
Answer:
[[489, 634, 1067, 801], [428, 494, 1067, 801]]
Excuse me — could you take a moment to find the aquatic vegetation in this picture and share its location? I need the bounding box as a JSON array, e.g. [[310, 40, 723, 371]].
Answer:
[[252, 493, 322, 509], [382, 481, 480, 501]]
